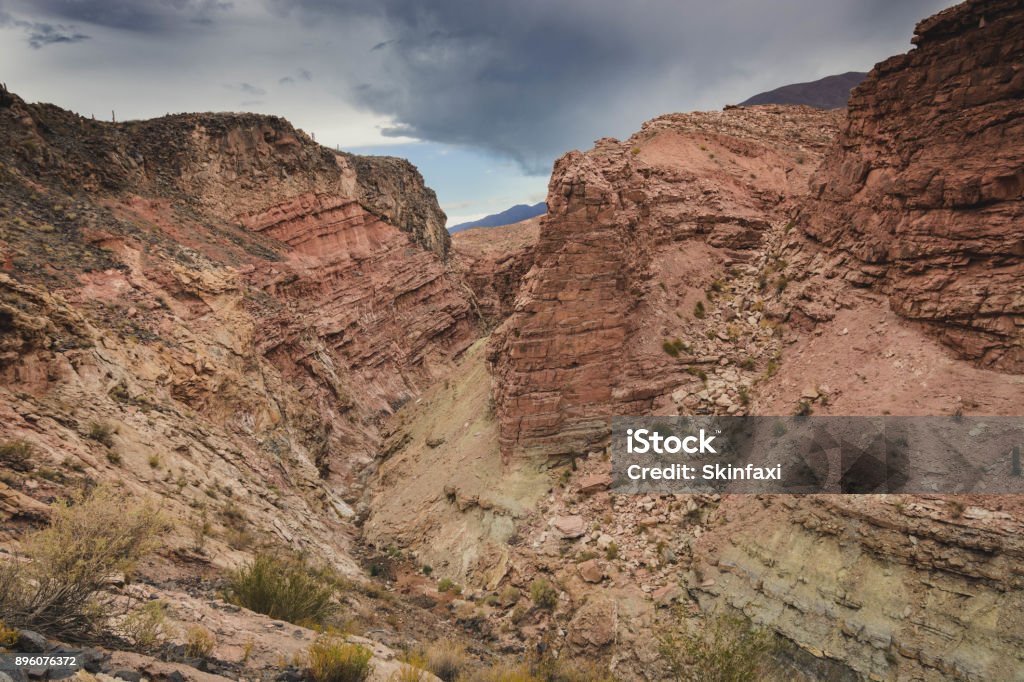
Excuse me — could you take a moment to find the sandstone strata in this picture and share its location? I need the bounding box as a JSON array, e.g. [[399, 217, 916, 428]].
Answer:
[[489, 106, 840, 458], [451, 217, 540, 325], [690, 495, 1024, 680], [796, 0, 1024, 370], [0, 85, 476, 567]]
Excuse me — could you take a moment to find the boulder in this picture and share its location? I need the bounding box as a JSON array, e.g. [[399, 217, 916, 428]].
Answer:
[[551, 515, 586, 539]]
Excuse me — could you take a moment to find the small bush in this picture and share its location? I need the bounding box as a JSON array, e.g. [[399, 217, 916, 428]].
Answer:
[[437, 578, 460, 594], [86, 421, 116, 447], [225, 554, 337, 626], [529, 579, 558, 611], [693, 301, 706, 319], [0, 484, 168, 640], [0, 440, 33, 471], [306, 636, 372, 682], [659, 613, 775, 682], [500, 586, 521, 606], [424, 641, 471, 681], [685, 367, 708, 383], [0, 621, 19, 647], [510, 606, 528, 625], [605, 542, 619, 560], [121, 600, 172, 651], [662, 341, 680, 358], [184, 625, 216, 658]]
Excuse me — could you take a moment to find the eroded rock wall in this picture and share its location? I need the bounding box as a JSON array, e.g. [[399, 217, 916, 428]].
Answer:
[[489, 107, 840, 459], [690, 495, 1024, 680], [797, 0, 1024, 370], [0, 85, 475, 568]]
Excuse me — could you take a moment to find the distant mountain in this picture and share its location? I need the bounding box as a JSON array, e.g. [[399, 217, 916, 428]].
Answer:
[[739, 71, 867, 109], [448, 202, 546, 233]]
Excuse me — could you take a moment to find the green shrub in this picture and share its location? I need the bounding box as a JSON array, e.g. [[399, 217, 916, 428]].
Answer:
[[306, 636, 371, 682], [121, 600, 172, 651], [685, 367, 708, 383], [0, 484, 168, 640], [604, 542, 619, 560], [0, 440, 33, 471], [184, 625, 216, 657], [662, 341, 680, 357], [86, 421, 115, 447], [659, 613, 775, 682], [529, 579, 558, 611], [693, 301, 706, 319], [225, 554, 337, 626]]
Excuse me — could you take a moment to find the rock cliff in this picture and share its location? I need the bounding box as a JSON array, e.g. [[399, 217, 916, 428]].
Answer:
[[0, 85, 476, 570], [796, 0, 1024, 371], [489, 106, 841, 458]]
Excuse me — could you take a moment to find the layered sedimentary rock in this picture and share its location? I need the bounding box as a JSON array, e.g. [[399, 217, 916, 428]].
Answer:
[[489, 107, 840, 458], [691, 495, 1024, 680], [0, 85, 475, 566], [797, 0, 1024, 370], [451, 217, 541, 325]]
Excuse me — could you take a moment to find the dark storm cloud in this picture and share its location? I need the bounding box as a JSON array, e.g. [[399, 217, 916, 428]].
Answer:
[[0, 9, 89, 48], [11, 0, 231, 32], [3, 0, 954, 173], [268, 0, 951, 173]]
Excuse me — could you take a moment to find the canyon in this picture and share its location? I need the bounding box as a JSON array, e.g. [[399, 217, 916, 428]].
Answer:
[[1, 0, 1023, 680]]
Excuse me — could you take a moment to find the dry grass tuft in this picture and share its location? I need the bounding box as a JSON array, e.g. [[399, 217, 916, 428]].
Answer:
[[0, 484, 169, 641]]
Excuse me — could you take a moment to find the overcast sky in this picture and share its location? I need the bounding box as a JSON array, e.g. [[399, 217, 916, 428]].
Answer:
[[1, 0, 951, 225]]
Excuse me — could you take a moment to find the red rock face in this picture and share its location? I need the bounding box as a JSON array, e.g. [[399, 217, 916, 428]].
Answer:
[[243, 192, 477, 420], [451, 218, 541, 325], [0, 86, 478, 529], [798, 0, 1024, 371], [489, 107, 841, 459]]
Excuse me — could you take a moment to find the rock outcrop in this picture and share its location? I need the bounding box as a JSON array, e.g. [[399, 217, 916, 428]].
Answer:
[[489, 106, 841, 458], [451, 217, 540, 325], [796, 0, 1024, 371], [0, 85, 476, 568], [690, 495, 1024, 680]]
